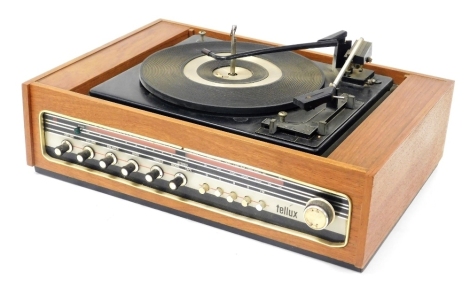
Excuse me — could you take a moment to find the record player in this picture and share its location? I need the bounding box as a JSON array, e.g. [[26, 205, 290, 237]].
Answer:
[[22, 19, 454, 271]]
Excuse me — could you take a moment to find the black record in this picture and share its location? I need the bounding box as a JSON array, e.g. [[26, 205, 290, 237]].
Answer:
[[140, 41, 325, 115]]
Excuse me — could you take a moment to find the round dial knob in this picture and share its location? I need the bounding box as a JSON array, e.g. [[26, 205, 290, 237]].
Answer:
[[145, 166, 163, 182], [121, 160, 139, 177], [54, 140, 72, 156], [76, 146, 94, 163], [99, 152, 117, 169], [303, 198, 335, 230], [169, 173, 187, 190]]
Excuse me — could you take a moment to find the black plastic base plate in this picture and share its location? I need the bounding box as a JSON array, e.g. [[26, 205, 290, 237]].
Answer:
[[34, 166, 363, 272], [89, 36, 393, 155]]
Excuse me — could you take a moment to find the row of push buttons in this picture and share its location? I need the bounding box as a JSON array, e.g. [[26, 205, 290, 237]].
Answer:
[[199, 183, 266, 211]]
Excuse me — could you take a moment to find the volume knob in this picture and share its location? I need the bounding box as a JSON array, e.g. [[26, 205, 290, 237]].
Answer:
[[169, 173, 187, 190], [145, 166, 163, 182], [303, 198, 335, 230], [121, 160, 139, 176], [76, 146, 94, 163], [54, 140, 72, 156], [99, 152, 117, 169]]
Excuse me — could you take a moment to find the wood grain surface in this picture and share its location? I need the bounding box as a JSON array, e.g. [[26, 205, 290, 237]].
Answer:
[[22, 19, 454, 269]]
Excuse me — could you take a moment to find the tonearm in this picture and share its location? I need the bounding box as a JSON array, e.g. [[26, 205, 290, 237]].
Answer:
[[201, 28, 374, 111]]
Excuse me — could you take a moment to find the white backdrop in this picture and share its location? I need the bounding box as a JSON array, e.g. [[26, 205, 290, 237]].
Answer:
[[1, 1, 468, 286]]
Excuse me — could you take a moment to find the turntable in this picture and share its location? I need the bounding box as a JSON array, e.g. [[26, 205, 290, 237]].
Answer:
[[22, 19, 454, 271]]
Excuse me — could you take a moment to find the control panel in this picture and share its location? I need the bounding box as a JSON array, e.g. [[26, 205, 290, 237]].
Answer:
[[40, 112, 351, 247]]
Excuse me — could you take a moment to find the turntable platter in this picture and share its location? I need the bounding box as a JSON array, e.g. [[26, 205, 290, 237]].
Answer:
[[140, 42, 325, 115]]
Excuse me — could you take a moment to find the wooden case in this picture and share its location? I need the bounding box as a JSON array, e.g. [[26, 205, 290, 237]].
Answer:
[[22, 19, 454, 271]]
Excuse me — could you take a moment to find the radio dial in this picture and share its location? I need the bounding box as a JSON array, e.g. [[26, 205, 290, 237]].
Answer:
[[303, 198, 335, 230]]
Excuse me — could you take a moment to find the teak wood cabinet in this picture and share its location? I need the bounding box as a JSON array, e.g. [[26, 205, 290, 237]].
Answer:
[[22, 19, 454, 270]]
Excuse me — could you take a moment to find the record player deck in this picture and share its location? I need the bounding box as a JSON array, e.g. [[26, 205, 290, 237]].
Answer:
[[90, 38, 394, 155], [22, 19, 454, 271]]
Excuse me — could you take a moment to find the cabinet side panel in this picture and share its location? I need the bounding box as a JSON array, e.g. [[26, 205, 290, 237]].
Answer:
[[361, 86, 453, 267], [22, 83, 33, 165], [329, 75, 454, 170]]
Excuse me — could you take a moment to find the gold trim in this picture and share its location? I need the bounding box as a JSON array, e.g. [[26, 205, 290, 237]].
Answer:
[[39, 111, 351, 248]]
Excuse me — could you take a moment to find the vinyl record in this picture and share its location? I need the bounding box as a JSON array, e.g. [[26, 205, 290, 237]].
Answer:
[[140, 41, 325, 115]]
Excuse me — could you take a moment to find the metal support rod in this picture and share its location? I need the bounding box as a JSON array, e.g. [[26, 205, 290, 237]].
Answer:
[[330, 37, 364, 88], [229, 25, 237, 76]]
